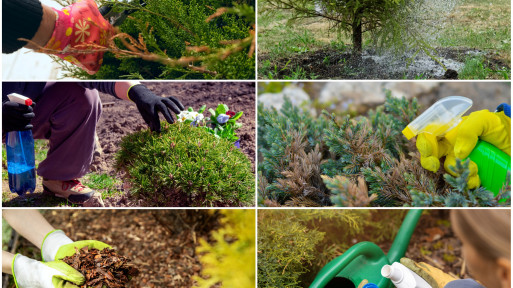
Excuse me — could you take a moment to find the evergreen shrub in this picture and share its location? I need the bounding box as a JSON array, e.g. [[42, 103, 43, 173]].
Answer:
[[258, 91, 510, 207], [116, 122, 254, 206], [58, 0, 255, 79]]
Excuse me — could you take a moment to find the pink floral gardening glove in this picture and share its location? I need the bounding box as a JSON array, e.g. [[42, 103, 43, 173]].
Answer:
[[44, 0, 114, 74]]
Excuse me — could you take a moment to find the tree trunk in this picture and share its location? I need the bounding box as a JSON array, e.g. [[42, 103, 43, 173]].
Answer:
[[352, 9, 363, 58]]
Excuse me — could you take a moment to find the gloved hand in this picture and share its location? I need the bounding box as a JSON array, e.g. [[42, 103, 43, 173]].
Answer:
[[416, 109, 510, 188], [43, 0, 115, 75], [41, 230, 111, 262], [2, 100, 36, 133], [128, 84, 185, 133], [400, 258, 458, 288], [12, 254, 84, 288]]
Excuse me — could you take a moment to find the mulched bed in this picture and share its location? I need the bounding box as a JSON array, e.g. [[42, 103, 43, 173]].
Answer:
[[3, 210, 221, 288]]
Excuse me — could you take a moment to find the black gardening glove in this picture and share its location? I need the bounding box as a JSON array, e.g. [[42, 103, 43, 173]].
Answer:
[[128, 85, 185, 132], [2, 100, 36, 133]]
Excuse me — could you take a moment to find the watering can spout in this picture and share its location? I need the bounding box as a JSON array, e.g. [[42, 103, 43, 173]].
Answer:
[[309, 209, 423, 288], [387, 209, 423, 263]]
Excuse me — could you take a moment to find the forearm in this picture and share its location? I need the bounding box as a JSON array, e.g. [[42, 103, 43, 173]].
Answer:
[[2, 210, 55, 249], [24, 4, 56, 50], [2, 251, 15, 275], [79, 81, 141, 101]]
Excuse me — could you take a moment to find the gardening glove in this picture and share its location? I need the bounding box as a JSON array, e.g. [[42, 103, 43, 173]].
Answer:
[[43, 0, 115, 75], [42, 230, 111, 262], [128, 84, 185, 133], [417, 108, 510, 189], [2, 100, 36, 133], [12, 254, 84, 288], [400, 258, 458, 288]]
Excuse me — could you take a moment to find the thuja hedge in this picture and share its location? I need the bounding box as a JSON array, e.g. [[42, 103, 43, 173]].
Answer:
[[63, 0, 255, 79], [116, 122, 254, 206], [258, 91, 510, 207]]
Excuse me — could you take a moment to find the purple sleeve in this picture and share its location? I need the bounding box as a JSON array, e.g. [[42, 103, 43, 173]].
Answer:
[[78, 82, 118, 99]]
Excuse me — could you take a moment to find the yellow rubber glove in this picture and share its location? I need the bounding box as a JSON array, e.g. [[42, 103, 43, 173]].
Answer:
[[400, 258, 458, 288], [417, 109, 510, 189]]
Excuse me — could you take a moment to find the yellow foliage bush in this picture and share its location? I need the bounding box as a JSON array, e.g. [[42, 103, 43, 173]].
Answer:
[[195, 209, 255, 287]]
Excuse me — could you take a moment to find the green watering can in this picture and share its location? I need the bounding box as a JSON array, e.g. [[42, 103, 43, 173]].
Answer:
[[309, 209, 423, 288]]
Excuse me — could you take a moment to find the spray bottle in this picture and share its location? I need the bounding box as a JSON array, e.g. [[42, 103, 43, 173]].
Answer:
[[402, 96, 511, 195], [381, 262, 432, 288], [5, 93, 36, 194]]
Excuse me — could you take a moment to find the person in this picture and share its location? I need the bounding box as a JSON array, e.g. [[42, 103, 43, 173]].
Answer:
[[3, 0, 115, 75], [403, 209, 511, 288], [3, 210, 110, 288], [3, 81, 184, 207], [416, 103, 510, 189]]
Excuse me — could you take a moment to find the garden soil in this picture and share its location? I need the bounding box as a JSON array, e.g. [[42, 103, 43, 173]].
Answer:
[[2, 82, 255, 207], [3, 210, 222, 288], [259, 47, 509, 79]]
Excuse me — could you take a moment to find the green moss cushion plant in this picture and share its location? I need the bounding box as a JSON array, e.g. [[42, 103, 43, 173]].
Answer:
[[116, 122, 254, 206]]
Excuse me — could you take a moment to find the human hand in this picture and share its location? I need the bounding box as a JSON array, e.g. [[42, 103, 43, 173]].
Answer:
[[2, 100, 36, 133], [43, 0, 114, 75], [13, 254, 84, 288], [128, 84, 185, 132], [400, 258, 457, 288], [416, 109, 510, 189], [42, 230, 111, 262]]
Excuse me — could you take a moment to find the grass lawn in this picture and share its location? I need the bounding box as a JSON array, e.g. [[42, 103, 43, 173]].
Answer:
[[257, 0, 511, 79]]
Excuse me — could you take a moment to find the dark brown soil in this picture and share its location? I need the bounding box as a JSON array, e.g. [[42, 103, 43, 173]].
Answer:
[[259, 47, 510, 80], [3, 210, 222, 288]]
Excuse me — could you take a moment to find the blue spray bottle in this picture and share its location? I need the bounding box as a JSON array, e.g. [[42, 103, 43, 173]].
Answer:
[[5, 93, 36, 194]]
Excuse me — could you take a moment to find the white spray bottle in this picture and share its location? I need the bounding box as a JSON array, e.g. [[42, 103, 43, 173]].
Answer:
[[381, 262, 432, 288]]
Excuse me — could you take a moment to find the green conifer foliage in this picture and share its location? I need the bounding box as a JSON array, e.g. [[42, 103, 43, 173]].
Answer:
[[116, 122, 254, 206], [59, 0, 255, 79], [258, 91, 509, 207]]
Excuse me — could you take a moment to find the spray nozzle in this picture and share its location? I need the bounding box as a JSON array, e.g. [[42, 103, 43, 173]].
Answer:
[[402, 96, 473, 140], [8, 93, 33, 107]]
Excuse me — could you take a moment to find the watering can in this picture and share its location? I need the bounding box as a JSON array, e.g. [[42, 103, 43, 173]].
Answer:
[[309, 209, 423, 288]]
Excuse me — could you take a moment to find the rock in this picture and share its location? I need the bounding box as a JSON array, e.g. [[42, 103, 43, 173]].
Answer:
[[443, 69, 458, 79], [258, 85, 311, 111], [437, 82, 510, 112], [317, 82, 439, 112]]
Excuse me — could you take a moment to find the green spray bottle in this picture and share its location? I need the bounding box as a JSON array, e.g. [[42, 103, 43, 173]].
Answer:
[[402, 96, 511, 195]]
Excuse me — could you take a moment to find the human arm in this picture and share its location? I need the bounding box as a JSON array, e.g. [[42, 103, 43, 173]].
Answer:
[[3, 0, 114, 75], [2, 0, 55, 53], [2, 210, 56, 249], [79, 82, 185, 132]]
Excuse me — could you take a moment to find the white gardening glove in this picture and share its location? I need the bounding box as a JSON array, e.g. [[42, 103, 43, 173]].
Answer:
[[41, 230, 74, 262], [12, 254, 84, 288]]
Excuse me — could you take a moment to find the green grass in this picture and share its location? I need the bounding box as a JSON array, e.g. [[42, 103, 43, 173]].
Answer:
[[83, 173, 121, 199], [459, 56, 511, 79], [437, 0, 511, 61]]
